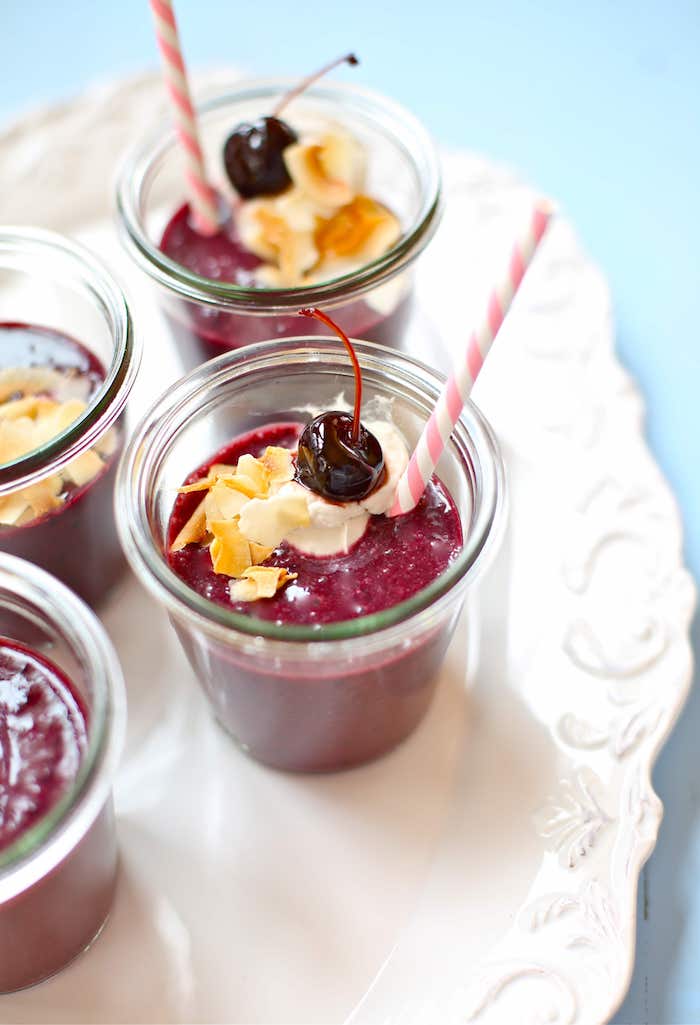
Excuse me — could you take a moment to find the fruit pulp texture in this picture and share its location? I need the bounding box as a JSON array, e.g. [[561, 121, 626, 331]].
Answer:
[[167, 423, 464, 771], [159, 204, 412, 368], [0, 323, 124, 607], [0, 639, 118, 992], [169, 423, 462, 624], [0, 639, 87, 851]]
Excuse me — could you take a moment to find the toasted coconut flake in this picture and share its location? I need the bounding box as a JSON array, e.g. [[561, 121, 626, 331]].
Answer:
[[209, 519, 252, 577], [249, 541, 274, 565], [178, 463, 268, 499], [315, 195, 400, 264], [23, 477, 63, 518], [227, 577, 258, 602], [172, 443, 304, 571], [236, 454, 270, 495], [258, 207, 298, 261], [0, 389, 94, 474], [0, 369, 116, 527], [0, 490, 31, 526], [219, 473, 262, 499], [240, 203, 318, 287], [64, 449, 104, 488], [178, 475, 219, 494], [0, 396, 56, 421], [0, 417, 38, 463], [170, 498, 207, 552], [237, 202, 285, 264], [95, 428, 119, 458], [284, 132, 363, 209], [239, 190, 318, 258], [246, 566, 294, 598], [32, 398, 86, 447], [48, 397, 86, 428], [261, 446, 294, 484], [238, 491, 310, 548], [0, 367, 64, 403], [229, 566, 297, 602], [319, 130, 366, 193], [204, 480, 249, 527], [0, 475, 65, 525], [253, 265, 289, 288]]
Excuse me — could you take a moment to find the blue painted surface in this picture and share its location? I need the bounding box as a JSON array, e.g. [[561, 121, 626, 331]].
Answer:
[[2, 2, 699, 1020]]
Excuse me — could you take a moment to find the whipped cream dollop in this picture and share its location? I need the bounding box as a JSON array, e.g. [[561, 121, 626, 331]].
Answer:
[[235, 420, 408, 557], [285, 420, 408, 555]]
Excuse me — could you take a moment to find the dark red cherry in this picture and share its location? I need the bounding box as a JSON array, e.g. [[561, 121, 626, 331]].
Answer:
[[296, 307, 385, 503], [222, 54, 358, 201], [297, 412, 384, 501], [223, 117, 297, 199]]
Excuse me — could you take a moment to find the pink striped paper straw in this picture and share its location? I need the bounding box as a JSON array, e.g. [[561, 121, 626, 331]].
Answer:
[[149, 0, 219, 235], [389, 201, 552, 517]]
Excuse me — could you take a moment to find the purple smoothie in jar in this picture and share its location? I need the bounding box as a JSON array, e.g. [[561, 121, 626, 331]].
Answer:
[[116, 337, 503, 776], [0, 639, 117, 992], [0, 324, 124, 608], [160, 204, 413, 367], [117, 79, 441, 373], [166, 423, 463, 771]]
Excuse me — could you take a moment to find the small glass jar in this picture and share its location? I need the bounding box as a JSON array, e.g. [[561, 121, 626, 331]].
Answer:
[[0, 553, 126, 992], [116, 79, 442, 370], [0, 228, 140, 607], [117, 338, 504, 773]]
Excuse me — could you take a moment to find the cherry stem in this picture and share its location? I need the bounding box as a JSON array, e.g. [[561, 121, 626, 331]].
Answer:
[[299, 307, 362, 443], [273, 53, 359, 118]]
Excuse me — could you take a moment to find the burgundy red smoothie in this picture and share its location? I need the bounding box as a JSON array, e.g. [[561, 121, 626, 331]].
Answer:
[[162, 309, 464, 771], [0, 640, 88, 851], [0, 637, 117, 992]]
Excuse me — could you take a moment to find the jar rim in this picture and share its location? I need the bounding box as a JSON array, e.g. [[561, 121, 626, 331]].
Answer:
[[115, 78, 443, 311], [0, 554, 126, 900], [0, 228, 140, 494], [116, 336, 505, 647]]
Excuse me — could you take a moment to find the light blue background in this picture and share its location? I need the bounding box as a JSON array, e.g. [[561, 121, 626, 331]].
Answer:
[[3, 1, 699, 1021]]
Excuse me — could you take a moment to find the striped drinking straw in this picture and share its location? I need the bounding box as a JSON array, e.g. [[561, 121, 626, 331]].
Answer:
[[389, 201, 553, 517], [149, 0, 220, 235]]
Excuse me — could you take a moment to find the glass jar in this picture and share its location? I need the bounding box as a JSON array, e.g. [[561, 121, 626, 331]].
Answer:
[[0, 553, 126, 992], [117, 337, 504, 773], [116, 79, 442, 370], [0, 228, 140, 607]]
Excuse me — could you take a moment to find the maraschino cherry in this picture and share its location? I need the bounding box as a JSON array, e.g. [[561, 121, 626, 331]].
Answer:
[[296, 308, 384, 502], [223, 54, 358, 199]]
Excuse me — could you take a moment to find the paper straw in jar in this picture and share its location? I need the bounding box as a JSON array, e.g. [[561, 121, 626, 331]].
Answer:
[[389, 200, 553, 517], [149, 0, 220, 235]]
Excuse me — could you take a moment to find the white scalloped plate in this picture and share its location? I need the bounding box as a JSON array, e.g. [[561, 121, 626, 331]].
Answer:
[[0, 75, 695, 1025]]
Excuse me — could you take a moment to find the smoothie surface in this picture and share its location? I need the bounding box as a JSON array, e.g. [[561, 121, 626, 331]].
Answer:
[[167, 422, 464, 626], [0, 639, 88, 851]]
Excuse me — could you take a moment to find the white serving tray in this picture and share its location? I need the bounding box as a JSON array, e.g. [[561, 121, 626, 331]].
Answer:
[[0, 73, 694, 1025]]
